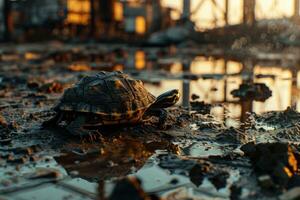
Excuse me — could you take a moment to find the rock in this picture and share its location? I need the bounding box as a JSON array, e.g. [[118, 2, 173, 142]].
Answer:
[[241, 142, 299, 188], [273, 163, 293, 186], [208, 171, 230, 190], [240, 142, 256, 156], [189, 164, 206, 187], [189, 163, 212, 187], [230, 185, 242, 200], [231, 83, 272, 102]]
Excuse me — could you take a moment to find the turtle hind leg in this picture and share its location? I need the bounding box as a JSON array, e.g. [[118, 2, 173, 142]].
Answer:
[[66, 115, 90, 137], [41, 113, 62, 129]]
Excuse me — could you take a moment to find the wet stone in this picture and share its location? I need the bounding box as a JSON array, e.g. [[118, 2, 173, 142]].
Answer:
[[189, 164, 207, 186], [252, 107, 300, 129], [208, 171, 230, 190], [229, 185, 242, 200], [241, 142, 299, 188]]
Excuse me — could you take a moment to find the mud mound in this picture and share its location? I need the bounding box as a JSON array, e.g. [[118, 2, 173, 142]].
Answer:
[[241, 142, 300, 189], [231, 83, 272, 102]]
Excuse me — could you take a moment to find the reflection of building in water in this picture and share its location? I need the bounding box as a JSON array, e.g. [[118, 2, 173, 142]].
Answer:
[[142, 53, 300, 123]]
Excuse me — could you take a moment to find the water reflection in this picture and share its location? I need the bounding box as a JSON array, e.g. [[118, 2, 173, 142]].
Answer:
[[127, 50, 300, 124]]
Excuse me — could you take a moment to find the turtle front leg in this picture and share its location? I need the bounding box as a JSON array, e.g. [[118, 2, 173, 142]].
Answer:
[[66, 115, 90, 137], [157, 109, 168, 129], [147, 109, 168, 129]]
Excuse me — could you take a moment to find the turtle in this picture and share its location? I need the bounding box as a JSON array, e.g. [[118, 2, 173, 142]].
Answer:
[[43, 71, 180, 136]]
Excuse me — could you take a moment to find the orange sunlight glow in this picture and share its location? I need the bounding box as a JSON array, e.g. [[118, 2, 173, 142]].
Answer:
[[135, 16, 146, 34], [66, 0, 90, 25], [162, 0, 297, 29]]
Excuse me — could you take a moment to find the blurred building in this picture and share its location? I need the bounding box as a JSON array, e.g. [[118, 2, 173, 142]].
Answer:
[[0, 0, 175, 42], [0, 1, 4, 40]]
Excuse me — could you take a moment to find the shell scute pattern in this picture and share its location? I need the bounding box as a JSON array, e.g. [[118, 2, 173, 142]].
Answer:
[[55, 71, 156, 123]]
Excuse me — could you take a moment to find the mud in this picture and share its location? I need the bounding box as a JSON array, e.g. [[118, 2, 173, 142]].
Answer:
[[231, 82, 272, 102], [1, 44, 300, 200]]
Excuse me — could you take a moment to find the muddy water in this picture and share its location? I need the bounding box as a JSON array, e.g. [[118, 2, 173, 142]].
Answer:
[[1, 46, 300, 199], [137, 56, 298, 124]]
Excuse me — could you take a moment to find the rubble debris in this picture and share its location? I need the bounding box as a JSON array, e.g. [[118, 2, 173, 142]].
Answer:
[[216, 127, 249, 144], [241, 142, 299, 188], [189, 163, 210, 186], [158, 154, 230, 190], [208, 171, 230, 190], [1, 44, 300, 199], [253, 107, 300, 129], [231, 83, 272, 101]]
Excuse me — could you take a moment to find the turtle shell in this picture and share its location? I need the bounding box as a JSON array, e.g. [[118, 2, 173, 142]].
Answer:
[[55, 71, 156, 124]]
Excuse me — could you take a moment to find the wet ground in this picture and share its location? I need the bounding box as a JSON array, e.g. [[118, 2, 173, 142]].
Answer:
[[1, 42, 300, 199]]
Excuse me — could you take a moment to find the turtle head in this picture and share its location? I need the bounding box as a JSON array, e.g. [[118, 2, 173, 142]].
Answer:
[[150, 89, 180, 109]]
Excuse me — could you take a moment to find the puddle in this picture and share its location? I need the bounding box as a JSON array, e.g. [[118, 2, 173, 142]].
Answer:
[[1, 46, 300, 199], [125, 54, 300, 124]]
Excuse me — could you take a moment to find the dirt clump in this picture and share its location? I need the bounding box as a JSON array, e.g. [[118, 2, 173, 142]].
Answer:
[[190, 101, 212, 114], [241, 142, 300, 189], [231, 82, 272, 102], [216, 127, 249, 145], [107, 177, 160, 200]]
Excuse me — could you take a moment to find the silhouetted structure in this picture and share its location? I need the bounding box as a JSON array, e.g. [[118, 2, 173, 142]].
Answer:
[[3, 0, 12, 41], [2, 0, 300, 42], [243, 0, 256, 26]]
